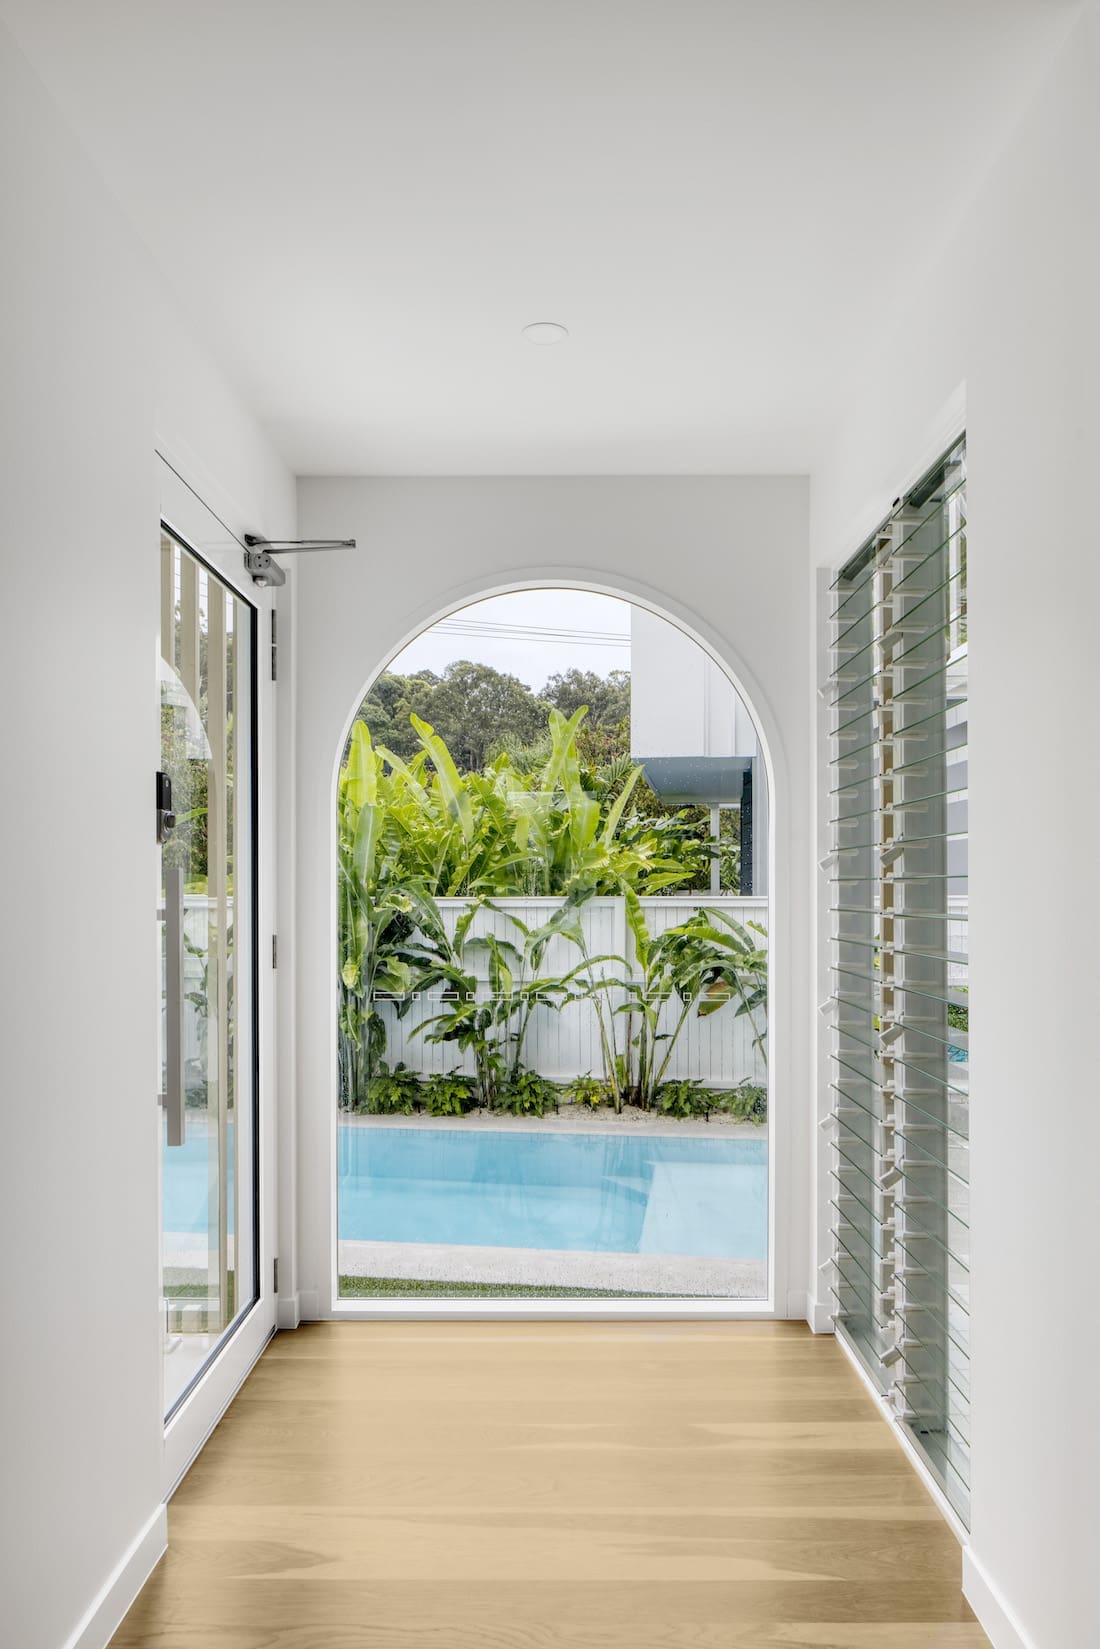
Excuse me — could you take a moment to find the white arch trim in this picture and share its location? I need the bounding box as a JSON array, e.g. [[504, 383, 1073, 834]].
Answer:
[[315, 565, 794, 1320]]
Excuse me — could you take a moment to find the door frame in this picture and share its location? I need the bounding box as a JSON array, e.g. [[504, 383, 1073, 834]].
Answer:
[[312, 577, 789, 1322], [156, 454, 279, 1492]]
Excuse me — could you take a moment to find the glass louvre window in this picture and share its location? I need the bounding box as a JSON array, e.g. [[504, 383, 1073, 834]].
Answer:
[[825, 436, 970, 1522]]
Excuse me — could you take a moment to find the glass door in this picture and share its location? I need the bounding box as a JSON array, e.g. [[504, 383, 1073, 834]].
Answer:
[[159, 527, 258, 1416]]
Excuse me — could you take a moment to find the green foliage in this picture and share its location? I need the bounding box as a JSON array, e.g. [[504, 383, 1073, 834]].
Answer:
[[336, 702, 768, 1116], [354, 660, 548, 771], [562, 1074, 611, 1109], [543, 667, 630, 730], [495, 1069, 560, 1117], [362, 1061, 422, 1115], [947, 1003, 969, 1031], [584, 902, 769, 1111], [407, 903, 523, 1107], [337, 721, 440, 1110], [422, 1072, 478, 1116], [655, 1079, 767, 1122], [656, 1079, 717, 1119], [721, 1081, 768, 1123], [339, 1276, 654, 1299], [355, 663, 730, 890]]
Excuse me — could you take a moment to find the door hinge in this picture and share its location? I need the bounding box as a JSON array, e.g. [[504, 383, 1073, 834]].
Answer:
[[273, 1257, 279, 1294], [270, 609, 278, 681], [272, 934, 278, 969]]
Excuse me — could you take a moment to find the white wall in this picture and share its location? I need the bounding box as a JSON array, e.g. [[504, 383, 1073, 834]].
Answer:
[[5, 0, 1091, 1640], [811, 6, 1100, 1645], [0, 22, 294, 1649], [292, 475, 810, 1318], [630, 605, 759, 759]]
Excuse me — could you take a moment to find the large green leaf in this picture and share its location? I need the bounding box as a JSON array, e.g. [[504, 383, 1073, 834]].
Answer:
[[411, 714, 475, 842]]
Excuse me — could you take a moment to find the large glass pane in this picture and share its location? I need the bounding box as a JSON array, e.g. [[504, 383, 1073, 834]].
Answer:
[[159, 530, 257, 1415], [335, 592, 771, 1301]]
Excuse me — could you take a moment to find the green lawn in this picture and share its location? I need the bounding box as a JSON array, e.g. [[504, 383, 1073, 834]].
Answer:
[[338, 1275, 680, 1299]]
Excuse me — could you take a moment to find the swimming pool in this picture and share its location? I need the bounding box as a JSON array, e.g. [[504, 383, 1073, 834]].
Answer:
[[337, 1127, 767, 1258], [162, 1120, 234, 1236]]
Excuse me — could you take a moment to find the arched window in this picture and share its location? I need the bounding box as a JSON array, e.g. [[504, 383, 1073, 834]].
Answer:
[[334, 589, 772, 1301]]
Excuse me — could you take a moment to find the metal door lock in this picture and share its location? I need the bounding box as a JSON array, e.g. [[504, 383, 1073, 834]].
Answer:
[[156, 770, 176, 844]]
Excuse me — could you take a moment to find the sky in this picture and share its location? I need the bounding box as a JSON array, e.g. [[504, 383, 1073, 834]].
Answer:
[[389, 589, 633, 691]]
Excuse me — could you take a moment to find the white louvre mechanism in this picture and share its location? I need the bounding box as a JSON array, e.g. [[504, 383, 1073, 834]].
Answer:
[[825, 437, 970, 1522]]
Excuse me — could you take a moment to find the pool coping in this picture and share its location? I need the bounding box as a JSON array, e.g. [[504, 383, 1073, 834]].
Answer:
[[338, 1238, 767, 1298], [341, 1108, 765, 1139]]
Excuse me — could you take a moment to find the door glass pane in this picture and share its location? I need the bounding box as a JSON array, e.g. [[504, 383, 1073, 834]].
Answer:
[[159, 529, 257, 1416]]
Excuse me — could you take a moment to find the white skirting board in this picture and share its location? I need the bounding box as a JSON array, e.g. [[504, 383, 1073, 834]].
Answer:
[[962, 1548, 1039, 1649], [784, 1289, 809, 1322], [63, 1504, 167, 1649], [805, 1293, 835, 1333], [833, 1323, 969, 1545], [277, 1292, 302, 1331], [833, 1324, 1038, 1649], [298, 1288, 321, 1321]]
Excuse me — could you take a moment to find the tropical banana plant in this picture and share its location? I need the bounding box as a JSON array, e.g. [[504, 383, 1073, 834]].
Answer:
[[370, 707, 695, 900], [406, 908, 515, 1107], [404, 895, 619, 1107], [571, 895, 769, 1109], [337, 722, 449, 1108], [336, 704, 744, 1105], [495, 894, 624, 1082]]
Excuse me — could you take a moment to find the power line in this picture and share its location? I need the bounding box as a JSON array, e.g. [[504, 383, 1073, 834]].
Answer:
[[435, 618, 630, 647]]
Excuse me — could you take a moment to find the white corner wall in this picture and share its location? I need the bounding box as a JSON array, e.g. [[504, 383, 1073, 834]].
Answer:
[[811, 6, 1100, 1645], [0, 22, 294, 1649], [291, 476, 811, 1318]]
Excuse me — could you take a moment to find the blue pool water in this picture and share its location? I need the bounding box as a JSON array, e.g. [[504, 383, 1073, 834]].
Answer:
[[162, 1120, 234, 1236], [337, 1127, 767, 1259]]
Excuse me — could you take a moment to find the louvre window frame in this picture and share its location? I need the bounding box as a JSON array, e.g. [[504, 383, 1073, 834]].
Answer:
[[824, 434, 971, 1525]]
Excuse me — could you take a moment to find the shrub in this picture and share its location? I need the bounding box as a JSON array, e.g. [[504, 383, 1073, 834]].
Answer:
[[422, 1071, 479, 1116], [721, 1081, 767, 1124], [562, 1074, 610, 1109], [363, 1061, 422, 1115], [495, 1069, 559, 1117], [655, 1079, 716, 1119]]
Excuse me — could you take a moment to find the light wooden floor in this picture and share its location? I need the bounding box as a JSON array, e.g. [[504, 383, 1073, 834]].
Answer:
[[113, 1321, 988, 1648]]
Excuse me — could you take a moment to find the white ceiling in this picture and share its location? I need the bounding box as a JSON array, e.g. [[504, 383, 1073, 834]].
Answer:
[[1, 1, 1075, 474]]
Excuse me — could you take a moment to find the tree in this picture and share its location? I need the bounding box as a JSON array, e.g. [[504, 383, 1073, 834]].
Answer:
[[354, 670, 437, 761], [356, 661, 548, 773], [542, 667, 630, 729]]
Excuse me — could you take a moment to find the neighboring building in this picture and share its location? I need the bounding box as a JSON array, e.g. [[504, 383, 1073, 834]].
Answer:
[[629, 607, 768, 894]]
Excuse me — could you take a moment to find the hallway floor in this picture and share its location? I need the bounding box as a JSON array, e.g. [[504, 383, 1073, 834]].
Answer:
[[113, 1321, 988, 1647]]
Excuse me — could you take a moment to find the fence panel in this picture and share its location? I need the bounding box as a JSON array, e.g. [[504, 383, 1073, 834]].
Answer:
[[375, 895, 767, 1088]]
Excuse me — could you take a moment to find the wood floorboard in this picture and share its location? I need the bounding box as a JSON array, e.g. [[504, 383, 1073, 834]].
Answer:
[[111, 1322, 987, 1648]]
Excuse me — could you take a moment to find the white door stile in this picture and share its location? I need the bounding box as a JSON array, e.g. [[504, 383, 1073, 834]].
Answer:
[[157, 454, 280, 1495]]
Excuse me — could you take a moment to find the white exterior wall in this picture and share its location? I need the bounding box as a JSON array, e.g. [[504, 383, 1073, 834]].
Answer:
[[292, 475, 811, 1322], [630, 604, 768, 894], [0, 21, 294, 1649], [811, 6, 1100, 1644], [630, 605, 759, 760]]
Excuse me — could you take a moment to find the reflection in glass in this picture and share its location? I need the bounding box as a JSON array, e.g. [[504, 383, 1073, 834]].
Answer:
[[159, 531, 255, 1415]]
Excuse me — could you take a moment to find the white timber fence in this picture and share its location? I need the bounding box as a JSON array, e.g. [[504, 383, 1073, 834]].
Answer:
[[375, 895, 768, 1088]]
